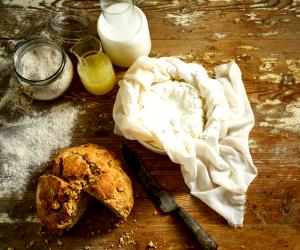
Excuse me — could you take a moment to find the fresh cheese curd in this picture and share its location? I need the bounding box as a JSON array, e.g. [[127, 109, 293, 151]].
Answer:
[[112, 56, 216, 153], [137, 80, 205, 149]]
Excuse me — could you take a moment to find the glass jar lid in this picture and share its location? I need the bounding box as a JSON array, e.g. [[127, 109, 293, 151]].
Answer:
[[49, 12, 91, 43]]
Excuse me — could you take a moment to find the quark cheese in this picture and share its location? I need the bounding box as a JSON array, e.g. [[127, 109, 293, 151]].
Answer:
[[137, 80, 205, 149]]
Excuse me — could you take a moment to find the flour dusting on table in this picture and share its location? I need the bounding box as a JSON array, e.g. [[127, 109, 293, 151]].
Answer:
[[0, 103, 79, 199]]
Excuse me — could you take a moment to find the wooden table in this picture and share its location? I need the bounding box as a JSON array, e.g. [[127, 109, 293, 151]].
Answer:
[[0, 0, 299, 249]]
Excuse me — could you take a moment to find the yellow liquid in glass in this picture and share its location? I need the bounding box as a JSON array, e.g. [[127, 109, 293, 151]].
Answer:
[[77, 53, 115, 95]]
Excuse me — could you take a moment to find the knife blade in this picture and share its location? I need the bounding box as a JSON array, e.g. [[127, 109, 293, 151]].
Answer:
[[121, 144, 218, 250]]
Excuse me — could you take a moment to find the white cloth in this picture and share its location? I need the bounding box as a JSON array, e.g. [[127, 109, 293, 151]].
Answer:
[[113, 56, 258, 227]]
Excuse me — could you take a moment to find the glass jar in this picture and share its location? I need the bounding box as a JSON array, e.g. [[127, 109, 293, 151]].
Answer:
[[13, 38, 74, 101], [48, 11, 91, 46]]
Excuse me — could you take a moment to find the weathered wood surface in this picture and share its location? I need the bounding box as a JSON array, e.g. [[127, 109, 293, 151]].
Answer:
[[0, 0, 299, 249]]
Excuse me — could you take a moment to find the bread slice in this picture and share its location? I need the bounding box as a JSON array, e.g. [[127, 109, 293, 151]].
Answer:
[[36, 175, 89, 234]]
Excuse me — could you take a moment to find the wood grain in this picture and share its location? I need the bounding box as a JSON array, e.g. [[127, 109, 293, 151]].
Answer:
[[0, 0, 299, 249]]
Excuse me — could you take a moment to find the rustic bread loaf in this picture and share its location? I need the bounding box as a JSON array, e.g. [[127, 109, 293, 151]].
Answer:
[[52, 144, 134, 219], [36, 144, 134, 233]]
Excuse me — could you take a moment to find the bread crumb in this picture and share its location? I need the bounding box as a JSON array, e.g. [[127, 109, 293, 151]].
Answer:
[[153, 210, 157, 216], [44, 239, 48, 245], [84, 246, 90, 250], [234, 18, 240, 24], [118, 231, 136, 247], [57, 239, 63, 246], [212, 32, 227, 40], [116, 220, 125, 227], [26, 240, 35, 248], [148, 241, 157, 249], [238, 45, 258, 51]]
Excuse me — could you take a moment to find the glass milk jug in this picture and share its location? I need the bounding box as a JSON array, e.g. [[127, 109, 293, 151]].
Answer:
[[97, 0, 151, 68], [70, 35, 116, 95]]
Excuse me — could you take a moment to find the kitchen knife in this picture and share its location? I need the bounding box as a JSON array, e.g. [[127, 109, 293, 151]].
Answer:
[[121, 144, 218, 250]]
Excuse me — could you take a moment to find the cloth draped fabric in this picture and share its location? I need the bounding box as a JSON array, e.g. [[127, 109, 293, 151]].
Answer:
[[113, 56, 257, 227]]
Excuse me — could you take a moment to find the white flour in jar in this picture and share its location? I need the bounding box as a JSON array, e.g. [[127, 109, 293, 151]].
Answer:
[[18, 45, 73, 100]]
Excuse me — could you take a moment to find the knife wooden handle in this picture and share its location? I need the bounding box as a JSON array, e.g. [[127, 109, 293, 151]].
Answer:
[[175, 206, 218, 250]]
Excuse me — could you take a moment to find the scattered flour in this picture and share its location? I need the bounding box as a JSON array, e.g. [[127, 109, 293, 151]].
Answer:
[[0, 41, 78, 199], [0, 102, 79, 199]]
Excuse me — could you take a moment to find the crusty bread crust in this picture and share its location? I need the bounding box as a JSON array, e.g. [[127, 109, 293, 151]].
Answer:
[[36, 144, 134, 233]]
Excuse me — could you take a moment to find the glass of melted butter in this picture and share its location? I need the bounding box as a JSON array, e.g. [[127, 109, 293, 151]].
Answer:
[[70, 35, 115, 95]]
